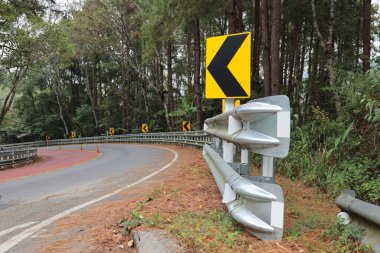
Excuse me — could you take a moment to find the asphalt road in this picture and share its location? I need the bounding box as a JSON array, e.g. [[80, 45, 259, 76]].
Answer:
[[0, 144, 176, 253]]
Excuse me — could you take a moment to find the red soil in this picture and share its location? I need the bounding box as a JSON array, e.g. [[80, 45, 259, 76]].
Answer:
[[0, 148, 100, 182]]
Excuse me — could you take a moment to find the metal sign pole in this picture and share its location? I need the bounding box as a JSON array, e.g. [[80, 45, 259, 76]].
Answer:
[[223, 98, 235, 163]]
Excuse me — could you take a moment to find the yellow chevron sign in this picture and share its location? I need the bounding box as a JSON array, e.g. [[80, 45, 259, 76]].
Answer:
[[206, 32, 251, 99], [109, 128, 115, 135], [141, 124, 149, 133], [182, 121, 191, 132], [71, 131, 77, 139]]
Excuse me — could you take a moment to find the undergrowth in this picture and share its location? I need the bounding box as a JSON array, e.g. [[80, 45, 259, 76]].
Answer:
[[120, 183, 242, 252], [278, 70, 380, 205], [322, 218, 373, 252]]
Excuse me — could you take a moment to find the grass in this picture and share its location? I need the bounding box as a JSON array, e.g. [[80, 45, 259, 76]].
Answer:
[[169, 209, 242, 251], [321, 219, 373, 253], [118, 161, 369, 253], [120, 193, 242, 252]]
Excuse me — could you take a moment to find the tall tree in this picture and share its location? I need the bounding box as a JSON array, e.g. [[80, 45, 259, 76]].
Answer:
[[270, 0, 282, 95], [260, 0, 271, 96], [363, 0, 371, 72], [194, 18, 202, 130], [0, 1, 47, 124], [311, 0, 342, 115], [252, 0, 261, 95]]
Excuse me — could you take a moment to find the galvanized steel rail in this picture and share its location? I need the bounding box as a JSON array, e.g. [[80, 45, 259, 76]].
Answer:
[[0, 148, 37, 169], [337, 190, 380, 252], [203, 95, 291, 240], [0, 131, 210, 169], [0, 131, 210, 150]]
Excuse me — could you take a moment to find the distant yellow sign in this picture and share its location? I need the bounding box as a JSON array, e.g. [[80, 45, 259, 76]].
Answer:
[[141, 124, 149, 133], [71, 131, 77, 139], [109, 127, 115, 135], [182, 121, 191, 132], [206, 32, 251, 99]]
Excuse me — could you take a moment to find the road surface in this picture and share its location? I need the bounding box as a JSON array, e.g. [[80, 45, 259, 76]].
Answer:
[[0, 144, 177, 253]]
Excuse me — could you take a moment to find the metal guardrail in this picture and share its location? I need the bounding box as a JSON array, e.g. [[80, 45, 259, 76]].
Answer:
[[0, 148, 37, 169], [0, 131, 211, 149], [204, 95, 290, 158], [203, 95, 290, 240], [337, 190, 380, 252], [0, 131, 210, 169]]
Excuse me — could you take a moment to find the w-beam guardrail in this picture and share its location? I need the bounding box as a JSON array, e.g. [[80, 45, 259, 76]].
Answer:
[[204, 95, 290, 240], [337, 190, 380, 252], [0, 148, 37, 169], [0, 131, 211, 150]]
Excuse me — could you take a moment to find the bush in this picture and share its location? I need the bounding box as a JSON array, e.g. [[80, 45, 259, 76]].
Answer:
[[278, 70, 380, 205]]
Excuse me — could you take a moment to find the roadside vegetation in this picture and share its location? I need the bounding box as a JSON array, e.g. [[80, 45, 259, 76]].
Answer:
[[117, 160, 373, 252], [278, 69, 379, 205]]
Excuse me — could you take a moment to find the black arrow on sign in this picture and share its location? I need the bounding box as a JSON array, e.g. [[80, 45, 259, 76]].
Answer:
[[207, 33, 249, 97], [143, 125, 148, 132], [183, 122, 190, 131]]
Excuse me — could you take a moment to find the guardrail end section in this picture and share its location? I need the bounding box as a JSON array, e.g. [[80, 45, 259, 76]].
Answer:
[[228, 200, 274, 233], [242, 181, 285, 240], [232, 178, 277, 201], [336, 190, 380, 252]]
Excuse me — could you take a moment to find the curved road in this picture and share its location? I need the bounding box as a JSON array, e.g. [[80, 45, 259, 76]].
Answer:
[[0, 144, 177, 253]]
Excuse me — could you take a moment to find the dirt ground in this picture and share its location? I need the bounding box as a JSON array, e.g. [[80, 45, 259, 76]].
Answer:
[[0, 148, 99, 182], [36, 145, 340, 253]]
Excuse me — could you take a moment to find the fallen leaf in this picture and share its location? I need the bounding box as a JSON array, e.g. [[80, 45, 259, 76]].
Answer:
[[127, 240, 134, 247]]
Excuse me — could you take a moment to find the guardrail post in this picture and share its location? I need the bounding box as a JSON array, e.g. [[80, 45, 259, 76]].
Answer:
[[223, 99, 237, 163], [262, 156, 275, 178]]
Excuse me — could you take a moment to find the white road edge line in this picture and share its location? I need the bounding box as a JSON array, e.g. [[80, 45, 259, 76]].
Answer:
[[0, 145, 178, 253], [0, 222, 37, 238]]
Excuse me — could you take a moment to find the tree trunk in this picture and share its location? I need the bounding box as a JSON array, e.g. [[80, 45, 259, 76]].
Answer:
[[287, 23, 300, 98], [260, 0, 271, 96], [253, 0, 261, 95], [83, 62, 100, 135], [311, 0, 342, 115], [270, 0, 282, 95], [194, 18, 202, 130], [227, 0, 237, 33], [167, 40, 174, 129], [186, 33, 193, 93], [156, 53, 172, 131], [140, 74, 150, 123], [55, 90, 69, 137], [280, 20, 287, 94], [236, 0, 243, 32], [312, 37, 320, 107], [0, 67, 28, 125], [363, 0, 371, 72]]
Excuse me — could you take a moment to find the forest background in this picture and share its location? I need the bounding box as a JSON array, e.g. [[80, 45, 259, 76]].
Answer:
[[0, 0, 379, 204]]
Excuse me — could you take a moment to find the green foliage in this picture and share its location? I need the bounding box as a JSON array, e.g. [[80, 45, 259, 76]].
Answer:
[[170, 209, 242, 250], [322, 218, 372, 253], [285, 197, 332, 242], [73, 104, 95, 136], [120, 209, 145, 235], [279, 70, 380, 205]]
